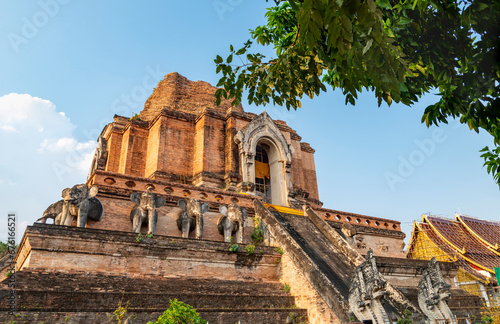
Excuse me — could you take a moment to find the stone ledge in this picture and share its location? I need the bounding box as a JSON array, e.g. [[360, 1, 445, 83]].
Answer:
[[14, 224, 281, 280], [326, 219, 405, 239]]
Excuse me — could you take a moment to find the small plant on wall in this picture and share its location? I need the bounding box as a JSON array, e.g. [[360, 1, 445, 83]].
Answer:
[[229, 243, 239, 253], [251, 217, 264, 244], [228, 236, 239, 253], [245, 243, 255, 255], [147, 299, 207, 324], [110, 300, 130, 324], [396, 309, 415, 324]]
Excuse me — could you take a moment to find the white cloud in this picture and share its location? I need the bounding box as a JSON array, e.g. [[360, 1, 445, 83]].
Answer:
[[38, 137, 94, 153], [0, 93, 97, 242], [0, 124, 17, 132]]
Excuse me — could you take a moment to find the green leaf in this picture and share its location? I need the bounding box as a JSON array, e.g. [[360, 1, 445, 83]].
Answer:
[[376, 0, 392, 10]]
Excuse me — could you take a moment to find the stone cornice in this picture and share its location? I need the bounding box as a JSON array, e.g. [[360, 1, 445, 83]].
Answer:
[[300, 142, 315, 153]]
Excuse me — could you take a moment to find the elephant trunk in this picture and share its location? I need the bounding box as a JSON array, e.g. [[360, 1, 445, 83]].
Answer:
[[181, 218, 191, 238], [235, 224, 243, 244], [147, 207, 157, 235], [223, 219, 235, 243], [61, 200, 73, 226], [132, 207, 145, 233], [77, 199, 90, 228], [194, 214, 203, 240]]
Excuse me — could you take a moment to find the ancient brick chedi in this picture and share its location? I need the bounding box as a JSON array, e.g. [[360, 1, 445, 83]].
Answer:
[[1, 73, 484, 323], [101, 72, 320, 205]]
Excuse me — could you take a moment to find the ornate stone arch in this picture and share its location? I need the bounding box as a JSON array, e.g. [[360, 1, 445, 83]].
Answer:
[[234, 111, 294, 206]]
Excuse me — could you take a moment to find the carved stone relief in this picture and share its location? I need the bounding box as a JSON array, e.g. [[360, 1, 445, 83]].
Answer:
[[87, 136, 108, 179], [418, 258, 456, 324], [348, 249, 391, 324]]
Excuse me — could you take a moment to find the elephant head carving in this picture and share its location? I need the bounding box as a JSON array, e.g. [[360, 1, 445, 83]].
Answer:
[[177, 198, 209, 239], [40, 184, 103, 228], [129, 186, 166, 235], [218, 203, 248, 243]]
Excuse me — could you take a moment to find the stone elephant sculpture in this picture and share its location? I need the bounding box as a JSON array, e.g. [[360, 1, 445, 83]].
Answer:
[[218, 203, 248, 243], [129, 186, 166, 235], [39, 184, 103, 227], [177, 198, 209, 239]]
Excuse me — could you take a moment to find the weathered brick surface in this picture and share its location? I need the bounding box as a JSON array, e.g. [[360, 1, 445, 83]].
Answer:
[[14, 224, 280, 281], [104, 127, 123, 173], [4, 271, 287, 294], [80, 185, 258, 242], [140, 72, 244, 121], [0, 224, 309, 324], [290, 139, 305, 193], [375, 256, 459, 287], [0, 309, 308, 324], [1, 272, 308, 323], [158, 115, 195, 178], [279, 253, 341, 324], [193, 112, 226, 187], [144, 115, 163, 177]]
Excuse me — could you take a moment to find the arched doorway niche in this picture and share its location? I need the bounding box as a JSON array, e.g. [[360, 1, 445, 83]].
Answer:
[[234, 111, 293, 206]]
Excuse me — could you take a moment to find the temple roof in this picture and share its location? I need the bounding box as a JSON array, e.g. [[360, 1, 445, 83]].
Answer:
[[407, 215, 500, 284], [457, 214, 500, 251], [139, 72, 244, 121]]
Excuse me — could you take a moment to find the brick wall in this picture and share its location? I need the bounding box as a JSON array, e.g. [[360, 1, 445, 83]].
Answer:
[[14, 224, 281, 280]]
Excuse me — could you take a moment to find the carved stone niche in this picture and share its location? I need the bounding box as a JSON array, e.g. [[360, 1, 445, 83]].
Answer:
[[234, 111, 294, 206], [418, 258, 456, 324], [348, 249, 391, 324]]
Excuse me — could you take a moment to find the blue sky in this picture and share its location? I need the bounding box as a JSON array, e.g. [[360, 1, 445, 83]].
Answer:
[[0, 1, 498, 243]]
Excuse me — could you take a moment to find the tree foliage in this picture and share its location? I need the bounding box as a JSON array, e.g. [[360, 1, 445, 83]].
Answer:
[[214, 0, 500, 187]]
